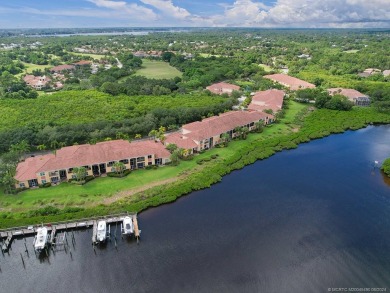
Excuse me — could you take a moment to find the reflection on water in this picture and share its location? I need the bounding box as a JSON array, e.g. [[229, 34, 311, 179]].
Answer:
[[381, 171, 390, 187], [1, 125, 390, 293]]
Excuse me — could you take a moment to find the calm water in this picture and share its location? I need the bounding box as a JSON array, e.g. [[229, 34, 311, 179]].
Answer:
[[2, 125, 390, 293]]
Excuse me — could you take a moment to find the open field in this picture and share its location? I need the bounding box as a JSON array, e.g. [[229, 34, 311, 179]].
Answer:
[[134, 59, 182, 79], [259, 64, 273, 72], [69, 52, 106, 60], [15, 62, 51, 77], [343, 50, 359, 53]]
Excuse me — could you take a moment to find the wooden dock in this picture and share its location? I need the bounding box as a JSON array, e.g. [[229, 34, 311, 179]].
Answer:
[[0, 212, 139, 251]]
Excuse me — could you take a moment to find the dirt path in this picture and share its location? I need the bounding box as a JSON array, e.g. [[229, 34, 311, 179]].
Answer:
[[102, 177, 180, 205]]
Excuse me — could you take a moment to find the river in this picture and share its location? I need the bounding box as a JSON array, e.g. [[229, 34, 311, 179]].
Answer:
[[2, 125, 390, 292]]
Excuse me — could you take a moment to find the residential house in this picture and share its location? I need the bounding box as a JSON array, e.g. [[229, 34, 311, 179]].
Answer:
[[23, 75, 51, 90], [248, 89, 285, 113], [264, 74, 315, 91], [73, 60, 92, 66], [50, 64, 75, 73], [206, 82, 240, 95], [383, 70, 390, 77], [327, 88, 370, 106], [15, 140, 171, 189], [165, 110, 273, 153]]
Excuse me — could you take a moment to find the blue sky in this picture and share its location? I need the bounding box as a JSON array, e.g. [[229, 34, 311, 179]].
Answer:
[[0, 0, 389, 28]]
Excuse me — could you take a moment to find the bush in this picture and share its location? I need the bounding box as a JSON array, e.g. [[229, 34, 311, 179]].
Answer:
[[107, 169, 131, 178], [381, 158, 390, 177]]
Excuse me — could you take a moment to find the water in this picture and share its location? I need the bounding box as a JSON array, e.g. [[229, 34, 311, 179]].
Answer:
[[2, 125, 390, 292]]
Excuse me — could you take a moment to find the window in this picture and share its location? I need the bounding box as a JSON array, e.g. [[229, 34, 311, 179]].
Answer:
[[120, 159, 129, 164], [68, 168, 73, 173], [20, 183, 25, 188], [250, 122, 254, 127], [130, 158, 136, 166], [107, 161, 115, 167], [148, 162, 152, 166], [137, 157, 145, 162], [148, 155, 152, 159], [42, 180, 47, 184], [39, 172, 45, 176]]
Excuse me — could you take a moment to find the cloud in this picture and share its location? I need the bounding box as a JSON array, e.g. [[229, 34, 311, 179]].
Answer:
[[209, 0, 390, 27], [87, 0, 157, 20], [139, 0, 191, 20]]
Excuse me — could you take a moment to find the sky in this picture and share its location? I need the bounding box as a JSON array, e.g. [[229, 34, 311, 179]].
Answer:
[[0, 0, 389, 28]]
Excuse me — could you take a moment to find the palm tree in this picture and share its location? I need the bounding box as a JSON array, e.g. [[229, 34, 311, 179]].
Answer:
[[220, 133, 230, 147], [37, 144, 46, 151], [254, 121, 264, 133], [112, 162, 126, 177]]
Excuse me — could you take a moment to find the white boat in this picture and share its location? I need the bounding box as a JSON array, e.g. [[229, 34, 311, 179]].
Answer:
[[122, 216, 134, 235], [34, 227, 48, 252], [96, 220, 107, 242]]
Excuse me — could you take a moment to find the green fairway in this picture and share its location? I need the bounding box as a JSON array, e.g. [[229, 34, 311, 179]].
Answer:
[[17, 62, 51, 76], [134, 59, 182, 79], [259, 64, 273, 72]]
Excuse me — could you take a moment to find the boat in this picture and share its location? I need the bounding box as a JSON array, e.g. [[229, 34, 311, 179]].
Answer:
[[34, 227, 48, 252], [122, 216, 134, 235], [96, 220, 107, 242]]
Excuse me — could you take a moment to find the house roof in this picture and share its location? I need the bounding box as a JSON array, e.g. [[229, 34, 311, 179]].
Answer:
[[383, 70, 390, 77], [248, 89, 285, 113], [23, 75, 51, 87], [50, 64, 75, 72], [264, 74, 315, 90], [15, 140, 171, 180], [327, 88, 369, 100], [206, 82, 240, 95], [183, 111, 272, 141], [73, 60, 92, 66], [165, 132, 198, 150], [15, 154, 55, 181]]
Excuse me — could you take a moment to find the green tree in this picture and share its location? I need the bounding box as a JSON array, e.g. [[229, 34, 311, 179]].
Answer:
[[254, 121, 264, 133], [381, 158, 390, 177], [73, 167, 87, 182], [112, 162, 126, 177], [220, 133, 230, 147], [166, 143, 178, 153], [170, 149, 181, 166]]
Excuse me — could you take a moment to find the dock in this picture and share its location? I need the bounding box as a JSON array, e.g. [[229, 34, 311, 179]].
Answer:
[[0, 212, 140, 252]]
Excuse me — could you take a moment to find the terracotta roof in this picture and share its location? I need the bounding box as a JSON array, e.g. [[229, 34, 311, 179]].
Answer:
[[50, 64, 75, 72], [15, 154, 55, 181], [206, 82, 240, 95], [15, 140, 170, 176], [183, 111, 272, 141], [165, 132, 198, 150], [73, 60, 92, 66], [23, 75, 51, 88], [264, 74, 315, 90], [327, 88, 368, 100], [248, 89, 285, 113]]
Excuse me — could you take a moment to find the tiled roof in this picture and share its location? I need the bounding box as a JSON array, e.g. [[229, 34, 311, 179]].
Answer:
[[183, 111, 271, 141], [50, 64, 75, 72], [206, 82, 240, 95], [73, 60, 92, 65], [23, 75, 51, 87], [248, 89, 285, 113], [264, 74, 315, 90], [15, 154, 55, 181], [37, 140, 170, 172], [165, 132, 198, 150], [14, 140, 171, 178], [327, 88, 369, 100]]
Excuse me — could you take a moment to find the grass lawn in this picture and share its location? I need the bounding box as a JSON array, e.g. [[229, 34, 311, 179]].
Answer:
[[343, 50, 359, 53], [259, 64, 273, 72], [70, 52, 106, 60], [134, 59, 182, 79], [15, 62, 51, 77], [199, 53, 221, 58]]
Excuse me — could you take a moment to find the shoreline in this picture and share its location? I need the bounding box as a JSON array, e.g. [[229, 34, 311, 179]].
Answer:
[[0, 106, 389, 228]]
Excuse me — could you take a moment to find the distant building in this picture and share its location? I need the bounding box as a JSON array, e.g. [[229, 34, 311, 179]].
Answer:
[[327, 88, 370, 106], [358, 68, 381, 78], [383, 70, 390, 77], [206, 82, 240, 95], [248, 89, 285, 113], [165, 110, 273, 153], [73, 60, 92, 66], [15, 140, 171, 189], [264, 74, 315, 91], [23, 75, 51, 90], [50, 64, 75, 73]]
